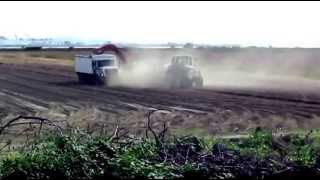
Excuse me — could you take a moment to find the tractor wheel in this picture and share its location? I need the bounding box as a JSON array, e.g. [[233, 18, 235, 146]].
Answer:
[[195, 77, 204, 88]]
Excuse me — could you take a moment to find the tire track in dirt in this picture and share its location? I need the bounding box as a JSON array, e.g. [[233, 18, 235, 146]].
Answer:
[[1, 63, 320, 119], [4, 70, 210, 112], [0, 76, 137, 114], [3, 65, 216, 112]]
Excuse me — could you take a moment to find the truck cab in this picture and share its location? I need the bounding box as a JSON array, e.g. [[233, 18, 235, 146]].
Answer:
[[75, 54, 120, 85]]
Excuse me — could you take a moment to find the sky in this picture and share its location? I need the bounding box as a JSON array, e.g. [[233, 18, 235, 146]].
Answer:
[[1, 1, 320, 47]]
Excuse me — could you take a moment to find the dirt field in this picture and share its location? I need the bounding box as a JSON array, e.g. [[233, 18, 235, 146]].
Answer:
[[1, 50, 320, 135]]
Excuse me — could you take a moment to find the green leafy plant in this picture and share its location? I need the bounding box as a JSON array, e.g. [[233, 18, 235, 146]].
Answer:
[[235, 129, 273, 157], [1, 128, 320, 179]]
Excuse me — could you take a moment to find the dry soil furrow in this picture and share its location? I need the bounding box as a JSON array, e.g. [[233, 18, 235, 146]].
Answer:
[[1, 63, 320, 120]]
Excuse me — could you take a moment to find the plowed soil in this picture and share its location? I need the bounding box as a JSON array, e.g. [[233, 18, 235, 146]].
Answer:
[[1, 51, 320, 134]]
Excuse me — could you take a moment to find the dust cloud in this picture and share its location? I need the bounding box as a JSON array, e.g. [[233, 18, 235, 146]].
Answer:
[[110, 52, 170, 88], [198, 48, 320, 92], [110, 48, 320, 91]]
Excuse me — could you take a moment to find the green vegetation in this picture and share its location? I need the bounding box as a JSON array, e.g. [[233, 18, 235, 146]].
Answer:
[[1, 128, 320, 179]]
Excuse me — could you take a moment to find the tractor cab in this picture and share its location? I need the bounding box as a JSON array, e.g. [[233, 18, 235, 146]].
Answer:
[[171, 55, 193, 66]]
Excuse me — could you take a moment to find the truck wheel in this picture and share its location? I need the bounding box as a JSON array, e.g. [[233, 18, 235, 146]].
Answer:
[[92, 73, 105, 86], [78, 74, 86, 84]]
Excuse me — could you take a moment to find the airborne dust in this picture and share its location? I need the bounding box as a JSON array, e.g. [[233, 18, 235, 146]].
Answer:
[[110, 48, 320, 92]]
